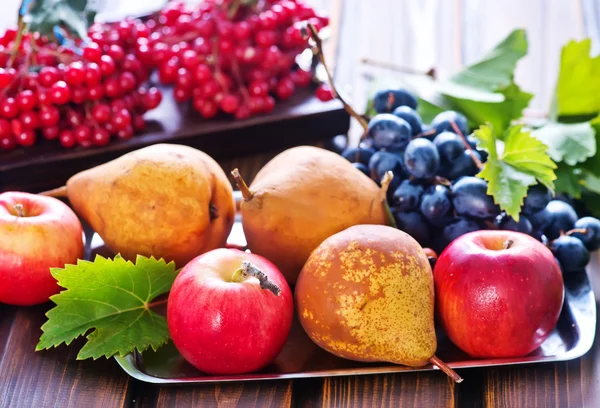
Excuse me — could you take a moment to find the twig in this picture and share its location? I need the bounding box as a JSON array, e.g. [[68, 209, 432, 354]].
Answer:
[[360, 57, 436, 79], [450, 120, 483, 170]]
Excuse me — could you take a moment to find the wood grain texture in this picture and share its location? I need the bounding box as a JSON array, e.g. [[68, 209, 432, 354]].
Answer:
[[0, 305, 131, 408]]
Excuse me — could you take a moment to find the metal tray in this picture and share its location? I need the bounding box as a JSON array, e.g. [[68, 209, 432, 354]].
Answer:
[[105, 213, 596, 384]]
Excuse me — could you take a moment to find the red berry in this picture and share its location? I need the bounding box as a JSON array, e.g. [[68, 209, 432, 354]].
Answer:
[[19, 111, 39, 129], [111, 99, 127, 112], [66, 109, 84, 127], [233, 22, 251, 40], [180, 49, 200, 70], [0, 118, 10, 137], [132, 114, 145, 131], [116, 125, 134, 140], [59, 129, 76, 148], [175, 68, 194, 89], [92, 128, 111, 146], [196, 19, 215, 37], [248, 96, 266, 113], [92, 103, 111, 123], [0, 97, 19, 119], [218, 38, 234, 55], [122, 54, 142, 73], [23, 73, 38, 90], [119, 71, 137, 93], [87, 84, 104, 100], [263, 46, 283, 69], [83, 42, 102, 62], [258, 11, 278, 30], [0, 67, 15, 88], [39, 106, 60, 127], [159, 57, 180, 84], [152, 42, 171, 65], [38, 66, 59, 87], [291, 69, 312, 87], [74, 125, 92, 145], [199, 100, 218, 119], [173, 86, 192, 103], [71, 86, 88, 104], [0, 135, 16, 151], [275, 77, 295, 100], [85, 62, 102, 85], [112, 109, 132, 130], [42, 125, 60, 140], [107, 44, 125, 63], [99, 55, 116, 77], [117, 21, 133, 41], [200, 80, 219, 99], [16, 90, 37, 111], [315, 83, 334, 101], [234, 105, 251, 120], [15, 129, 36, 146], [193, 38, 212, 56], [50, 81, 71, 105], [64, 61, 86, 86], [37, 88, 50, 106], [249, 80, 269, 97], [194, 64, 212, 84], [255, 30, 278, 48], [104, 76, 122, 98], [142, 87, 162, 110], [11, 118, 22, 136], [264, 96, 276, 113], [136, 44, 153, 65]]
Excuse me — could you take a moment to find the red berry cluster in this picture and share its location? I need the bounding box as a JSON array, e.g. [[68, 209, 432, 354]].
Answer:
[[0, 29, 162, 152], [90, 0, 327, 120]]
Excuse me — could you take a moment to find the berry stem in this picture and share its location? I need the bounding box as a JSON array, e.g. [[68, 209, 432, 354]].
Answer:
[[7, 20, 26, 68], [13, 203, 25, 217], [38, 185, 68, 198], [306, 23, 370, 136], [429, 355, 463, 383], [231, 168, 253, 201], [450, 120, 484, 170], [231, 261, 281, 296], [360, 57, 437, 79]]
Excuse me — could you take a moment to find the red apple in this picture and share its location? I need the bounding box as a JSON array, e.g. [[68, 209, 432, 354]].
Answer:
[[0, 191, 84, 306], [433, 230, 564, 358], [167, 248, 293, 375]]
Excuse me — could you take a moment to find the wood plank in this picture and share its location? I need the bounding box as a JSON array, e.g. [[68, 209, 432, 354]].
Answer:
[[0, 304, 131, 408]]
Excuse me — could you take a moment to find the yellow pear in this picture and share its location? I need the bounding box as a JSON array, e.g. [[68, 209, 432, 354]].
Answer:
[[53, 144, 235, 267], [232, 145, 388, 285]]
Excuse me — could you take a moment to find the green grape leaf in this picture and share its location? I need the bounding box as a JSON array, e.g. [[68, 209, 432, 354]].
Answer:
[[531, 121, 596, 166], [554, 162, 583, 199], [36, 254, 177, 360], [474, 124, 557, 220], [451, 29, 528, 91], [579, 115, 600, 175], [552, 39, 600, 119], [22, 0, 96, 40]]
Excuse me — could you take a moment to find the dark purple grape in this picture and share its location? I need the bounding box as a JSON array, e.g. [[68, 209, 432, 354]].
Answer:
[[438, 150, 480, 180], [393, 106, 422, 136], [495, 213, 533, 235], [326, 134, 348, 154], [443, 216, 480, 244], [431, 110, 469, 135], [522, 185, 552, 215], [392, 210, 430, 247], [420, 185, 454, 227], [352, 162, 370, 176], [530, 200, 578, 240], [451, 177, 499, 219], [373, 88, 417, 113], [404, 138, 440, 179], [466, 134, 488, 162], [367, 114, 412, 152], [391, 179, 424, 211], [572, 217, 600, 250], [550, 235, 590, 273], [434, 131, 465, 161], [342, 146, 376, 165], [368, 151, 406, 183]]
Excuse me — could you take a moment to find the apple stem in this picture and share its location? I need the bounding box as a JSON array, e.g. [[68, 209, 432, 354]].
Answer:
[[13, 203, 25, 217], [232, 261, 282, 296], [429, 355, 463, 383], [231, 169, 254, 201], [503, 239, 514, 249], [38, 185, 68, 198]]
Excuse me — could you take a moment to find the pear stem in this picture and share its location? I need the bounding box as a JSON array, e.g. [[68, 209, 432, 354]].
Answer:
[[429, 355, 463, 383], [38, 185, 68, 198], [231, 169, 253, 201], [13, 203, 25, 217], [231, 261, 281, 296]]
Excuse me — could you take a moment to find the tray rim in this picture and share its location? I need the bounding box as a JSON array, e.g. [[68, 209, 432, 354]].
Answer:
[[114, 270, 597, 385]]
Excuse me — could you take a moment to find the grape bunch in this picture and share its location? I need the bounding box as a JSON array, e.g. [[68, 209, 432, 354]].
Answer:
[[90, 0, 328, 120], [0, 28, 162, 152], [340, 87, 600, 276]]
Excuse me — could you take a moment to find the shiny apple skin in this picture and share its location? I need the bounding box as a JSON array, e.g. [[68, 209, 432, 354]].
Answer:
[[167, 248, 294, 375], [433, 230, 564, 358], [0, 191, 84, 306]]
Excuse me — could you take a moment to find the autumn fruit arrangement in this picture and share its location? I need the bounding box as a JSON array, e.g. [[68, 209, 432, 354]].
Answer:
[[0, 0, 329, 153]]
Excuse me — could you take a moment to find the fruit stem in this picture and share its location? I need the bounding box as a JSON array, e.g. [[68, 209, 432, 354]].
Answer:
[[7, 20, 25, 68], [360, 57, 437, 79], [38, 185, 68, 198], [503, 239, 514, 249], [429, 355, 463, 383], [231, 261, 282, 296], [450, 121, 484, 170], [231, 169, 253, 201], [379, 171, 394, 197], [305, 23, 370, 137], [13, 203, 25, 217], [433, 176, 451, 186], [565, 228, 587, 236]]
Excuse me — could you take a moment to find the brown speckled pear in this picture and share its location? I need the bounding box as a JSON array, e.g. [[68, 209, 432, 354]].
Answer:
[[64, 144, 235, 267], [232, 146, 388, 285], [295, 224, 462, 381]]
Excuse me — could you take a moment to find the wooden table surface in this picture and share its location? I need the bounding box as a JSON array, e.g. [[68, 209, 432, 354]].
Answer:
[[0, 150, 599, 408]]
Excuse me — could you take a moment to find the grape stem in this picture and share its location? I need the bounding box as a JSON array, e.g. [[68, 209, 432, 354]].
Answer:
[[360, 57, 437, 79], [231, 168, 254, 201], [450, 120, 484, 170], [565, 228, 587, 236], [231, 261, 281, 296], [429, 355, 463, 383], [305, 23, 370, 137]]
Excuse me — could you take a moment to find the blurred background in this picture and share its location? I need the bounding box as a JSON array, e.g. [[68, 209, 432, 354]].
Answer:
[[0, 0, 598, 129]]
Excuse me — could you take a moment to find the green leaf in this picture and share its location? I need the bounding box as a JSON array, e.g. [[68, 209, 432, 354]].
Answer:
[[474, 124, 557, 220], [451, 29, 528, 91], [579, 115, 600, 175], [531, 121, 596, 165], [57, 2, 89, 40], [36, 254, 177, 360], [22, 0, 95, 40], [554, 162, 583, 199], [553, 39, 600, 118]]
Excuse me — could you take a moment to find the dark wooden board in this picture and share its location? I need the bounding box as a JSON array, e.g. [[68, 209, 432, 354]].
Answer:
[[0, 87, 350, 194]]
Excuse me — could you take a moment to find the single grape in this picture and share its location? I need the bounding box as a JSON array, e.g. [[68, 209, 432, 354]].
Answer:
[[372, 88, 417, 113], [341, 146, 375, 165], [404, 138, 440, 179], [522, 185, 552, 215], [433, 131, 465, 162], [443, 217, 480, 244], [367, 114, 411, 152], [392, 106, 422, 136], [451, 177, 499, 219], [571, 217, 600, 251], [368, 151, 406, 184], [431, 110, 469, 135], [550, 235, 590, 273], [438, 150, 480, 180], [420, 185, 454, 227], [392, 210, 431, 247], [530, 200, 578, 240], [352, 162, 369, 176], [391, 179, 425, 211], [495, 213, 533, 235], [466, 134, 488, 162], [326, 134, 348, 154]]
